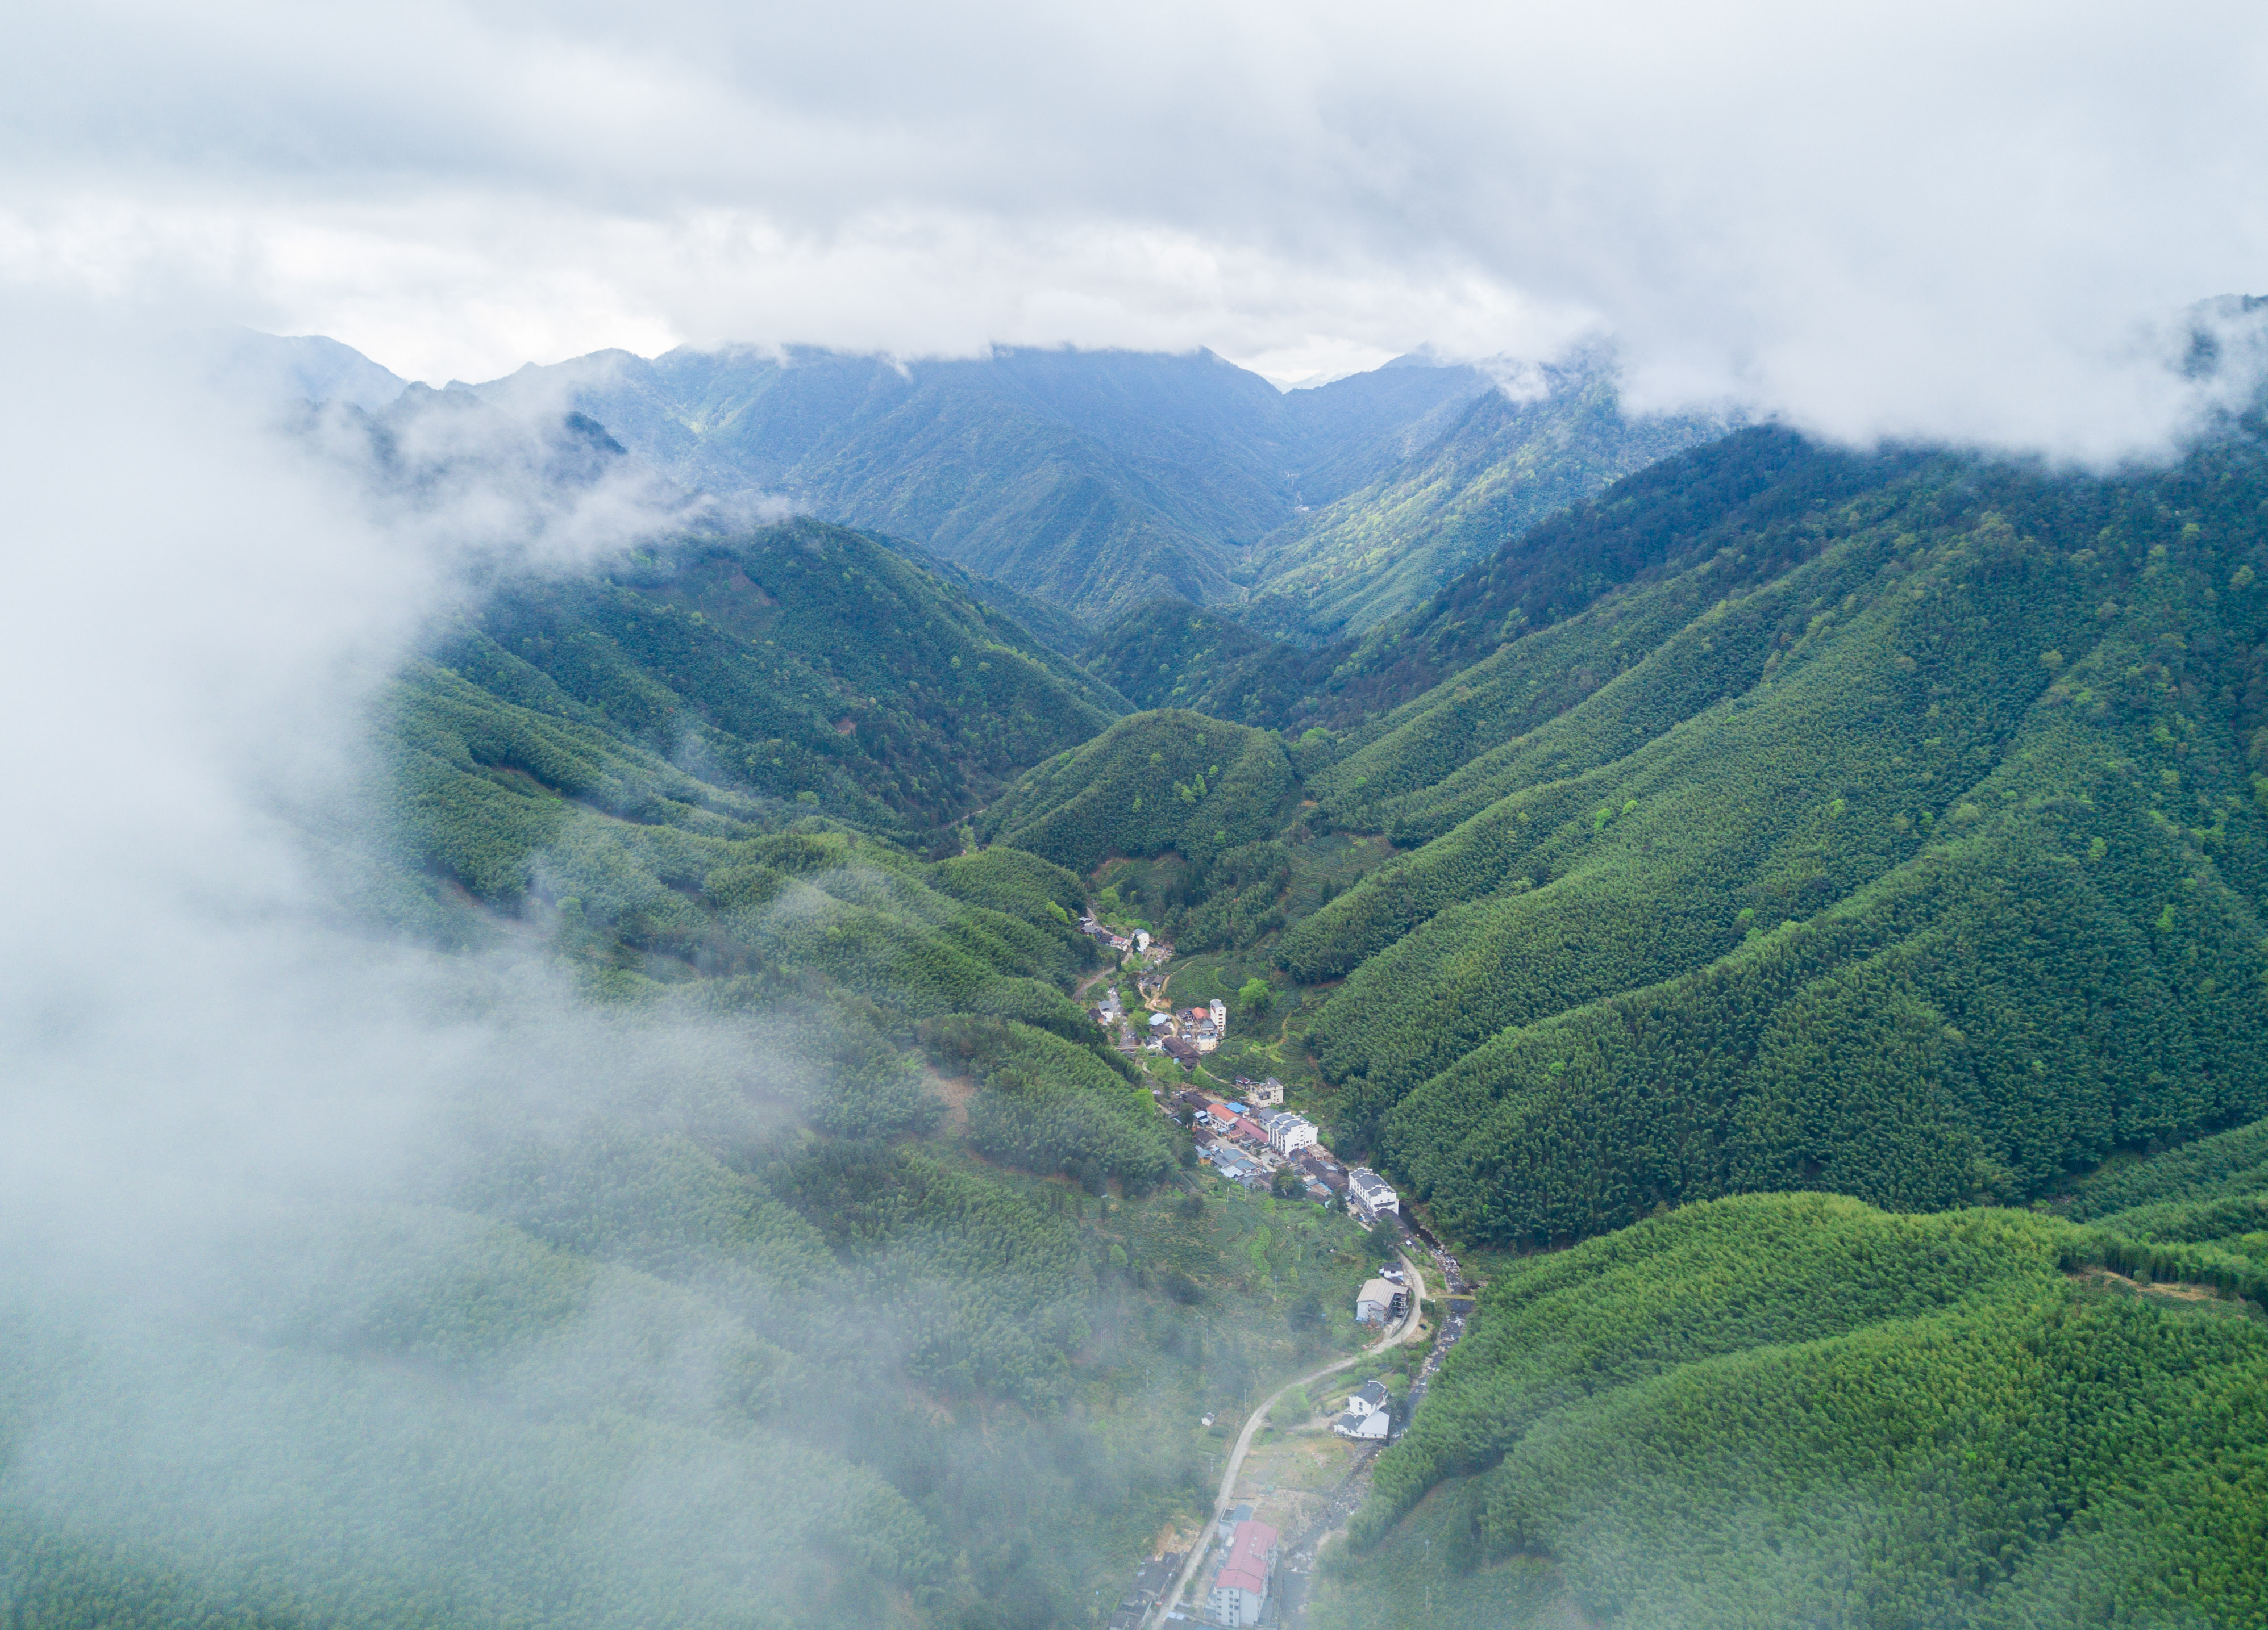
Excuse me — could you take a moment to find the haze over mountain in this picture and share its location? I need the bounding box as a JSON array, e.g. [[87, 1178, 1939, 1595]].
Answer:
[[452, 341, 1716, 623], [13, 1, 2268, 1623]]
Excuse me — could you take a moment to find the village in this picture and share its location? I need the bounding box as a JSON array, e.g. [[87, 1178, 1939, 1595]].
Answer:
[[1075, 903, 1474, 1629], [1075, 907, 1403, 1220]]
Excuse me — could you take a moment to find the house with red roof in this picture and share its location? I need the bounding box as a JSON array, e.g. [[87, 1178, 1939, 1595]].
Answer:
[[1205, 1516, 1280, 1625]]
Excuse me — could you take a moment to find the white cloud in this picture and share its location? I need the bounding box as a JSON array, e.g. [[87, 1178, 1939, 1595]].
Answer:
[[3, 0, 2265, 452]]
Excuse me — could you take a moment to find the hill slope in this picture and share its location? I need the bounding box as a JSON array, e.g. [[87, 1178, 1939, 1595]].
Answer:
[[1243, 361, 1726, 640], [976, 709, 1298, 875], [433, 516, 1120, 847], [1316, 1187, 2268, 1630], [1266, 423, 2268, 1245]]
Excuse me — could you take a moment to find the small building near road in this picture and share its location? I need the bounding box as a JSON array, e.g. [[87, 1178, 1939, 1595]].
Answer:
[[1295, 1150, 1346, 1191], [1206, 1518, 1280, 1627], [1348, 1167, 1400, 1216], [1162, 1035, 1199, 1070], [1356, 1277, 1408, 1325]]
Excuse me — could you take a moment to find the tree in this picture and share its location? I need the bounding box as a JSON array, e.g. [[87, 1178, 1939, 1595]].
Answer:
[[1238, 977, 1272, 1016]]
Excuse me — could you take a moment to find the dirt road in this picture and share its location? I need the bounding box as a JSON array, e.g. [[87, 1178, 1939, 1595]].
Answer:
[[1145, 1247, 1428, 1627]]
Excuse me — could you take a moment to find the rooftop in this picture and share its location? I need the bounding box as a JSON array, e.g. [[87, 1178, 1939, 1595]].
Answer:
[[1213, 1519, 1279, 1598]]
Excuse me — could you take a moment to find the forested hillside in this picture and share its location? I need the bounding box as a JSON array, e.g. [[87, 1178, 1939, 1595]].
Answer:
[[975, 709, 1298, 874], [423, 516, 1119, 849], [1077, 429, 1854, 739], [1313, 1186, 2268, 1630], [1241, 359, 1725, 640], [1263, 424, 2268, 1249]]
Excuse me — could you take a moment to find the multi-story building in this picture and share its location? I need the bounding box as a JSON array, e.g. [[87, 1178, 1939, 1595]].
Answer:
[[1205, 1518, 1280, 1627], [1348, 1167, 1399, 1216], [1260, 1111, 1318, 1157]]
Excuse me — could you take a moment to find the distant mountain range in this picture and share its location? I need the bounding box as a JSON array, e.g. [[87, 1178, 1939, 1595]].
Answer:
[[224, 329, 1720, 631]]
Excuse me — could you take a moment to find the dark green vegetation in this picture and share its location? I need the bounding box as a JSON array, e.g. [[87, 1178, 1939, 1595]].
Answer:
[[410, 516, 1118, 851], [1263, 426, 2268, 1249], [1081, 428, 1837, 737], [1316, 1170, 2268, 1629]]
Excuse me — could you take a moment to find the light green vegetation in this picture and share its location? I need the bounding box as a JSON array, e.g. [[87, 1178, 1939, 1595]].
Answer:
[[976, 710, 1297, 875], [1316, 1186, 2268, 1630], [425, 516, 1120, 851], [1242, 363, 1725, 641]]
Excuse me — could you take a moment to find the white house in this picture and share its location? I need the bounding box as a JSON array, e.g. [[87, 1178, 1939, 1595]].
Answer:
[[1261, 1111, 1318, 1157], [1209, 997, 1227, 1032], [1206, 1518, 1280, 1627], [1348, 1168, 1399, 1216], [1246, 1075, 1285, 1107], [1333, 1380, 1392, 1439]]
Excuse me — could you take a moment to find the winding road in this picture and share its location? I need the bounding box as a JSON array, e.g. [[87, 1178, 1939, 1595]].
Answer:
[[1144, 1244, 1429, 1628]]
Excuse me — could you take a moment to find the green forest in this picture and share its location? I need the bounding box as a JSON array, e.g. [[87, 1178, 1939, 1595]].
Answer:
[[1312, 1181, 2268, 1629], [18, 356, 2268, 1630]]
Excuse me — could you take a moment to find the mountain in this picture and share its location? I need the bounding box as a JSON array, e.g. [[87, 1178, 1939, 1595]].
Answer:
[[416, 516, 1124, 854], [458, 346, 1505, 620], [1315, 1181, 2268, 1629], [1242, 357, 1728, 640], [36, 341, 2268, 1630], [213, 328, 410, 409], [1267, 423, 2268, 1249]]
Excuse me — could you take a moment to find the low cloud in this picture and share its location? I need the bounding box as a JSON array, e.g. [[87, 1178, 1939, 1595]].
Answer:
[[4, 0, 2263, 454]]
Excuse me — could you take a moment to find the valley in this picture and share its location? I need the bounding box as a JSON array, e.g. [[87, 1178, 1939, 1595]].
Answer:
[[10, 341, 2268, 1630]]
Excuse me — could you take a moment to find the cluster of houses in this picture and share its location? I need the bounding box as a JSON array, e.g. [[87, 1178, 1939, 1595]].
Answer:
[[1168, 1085, 1405, 1228], [1076, 910, 1173, 966], [1180, 1089, 1330, 1195], [1147, 997, 1227, 1069]]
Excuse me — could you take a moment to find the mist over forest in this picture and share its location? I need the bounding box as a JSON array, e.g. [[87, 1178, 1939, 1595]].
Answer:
[[7, 5, 2268, 1628]]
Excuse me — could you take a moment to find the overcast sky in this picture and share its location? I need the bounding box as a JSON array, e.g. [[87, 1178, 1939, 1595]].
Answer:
[[5, 0, 2266, 454]]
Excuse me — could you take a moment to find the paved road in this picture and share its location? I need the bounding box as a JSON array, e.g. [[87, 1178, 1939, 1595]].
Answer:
[[1145, 1246, 1429, 1628]]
